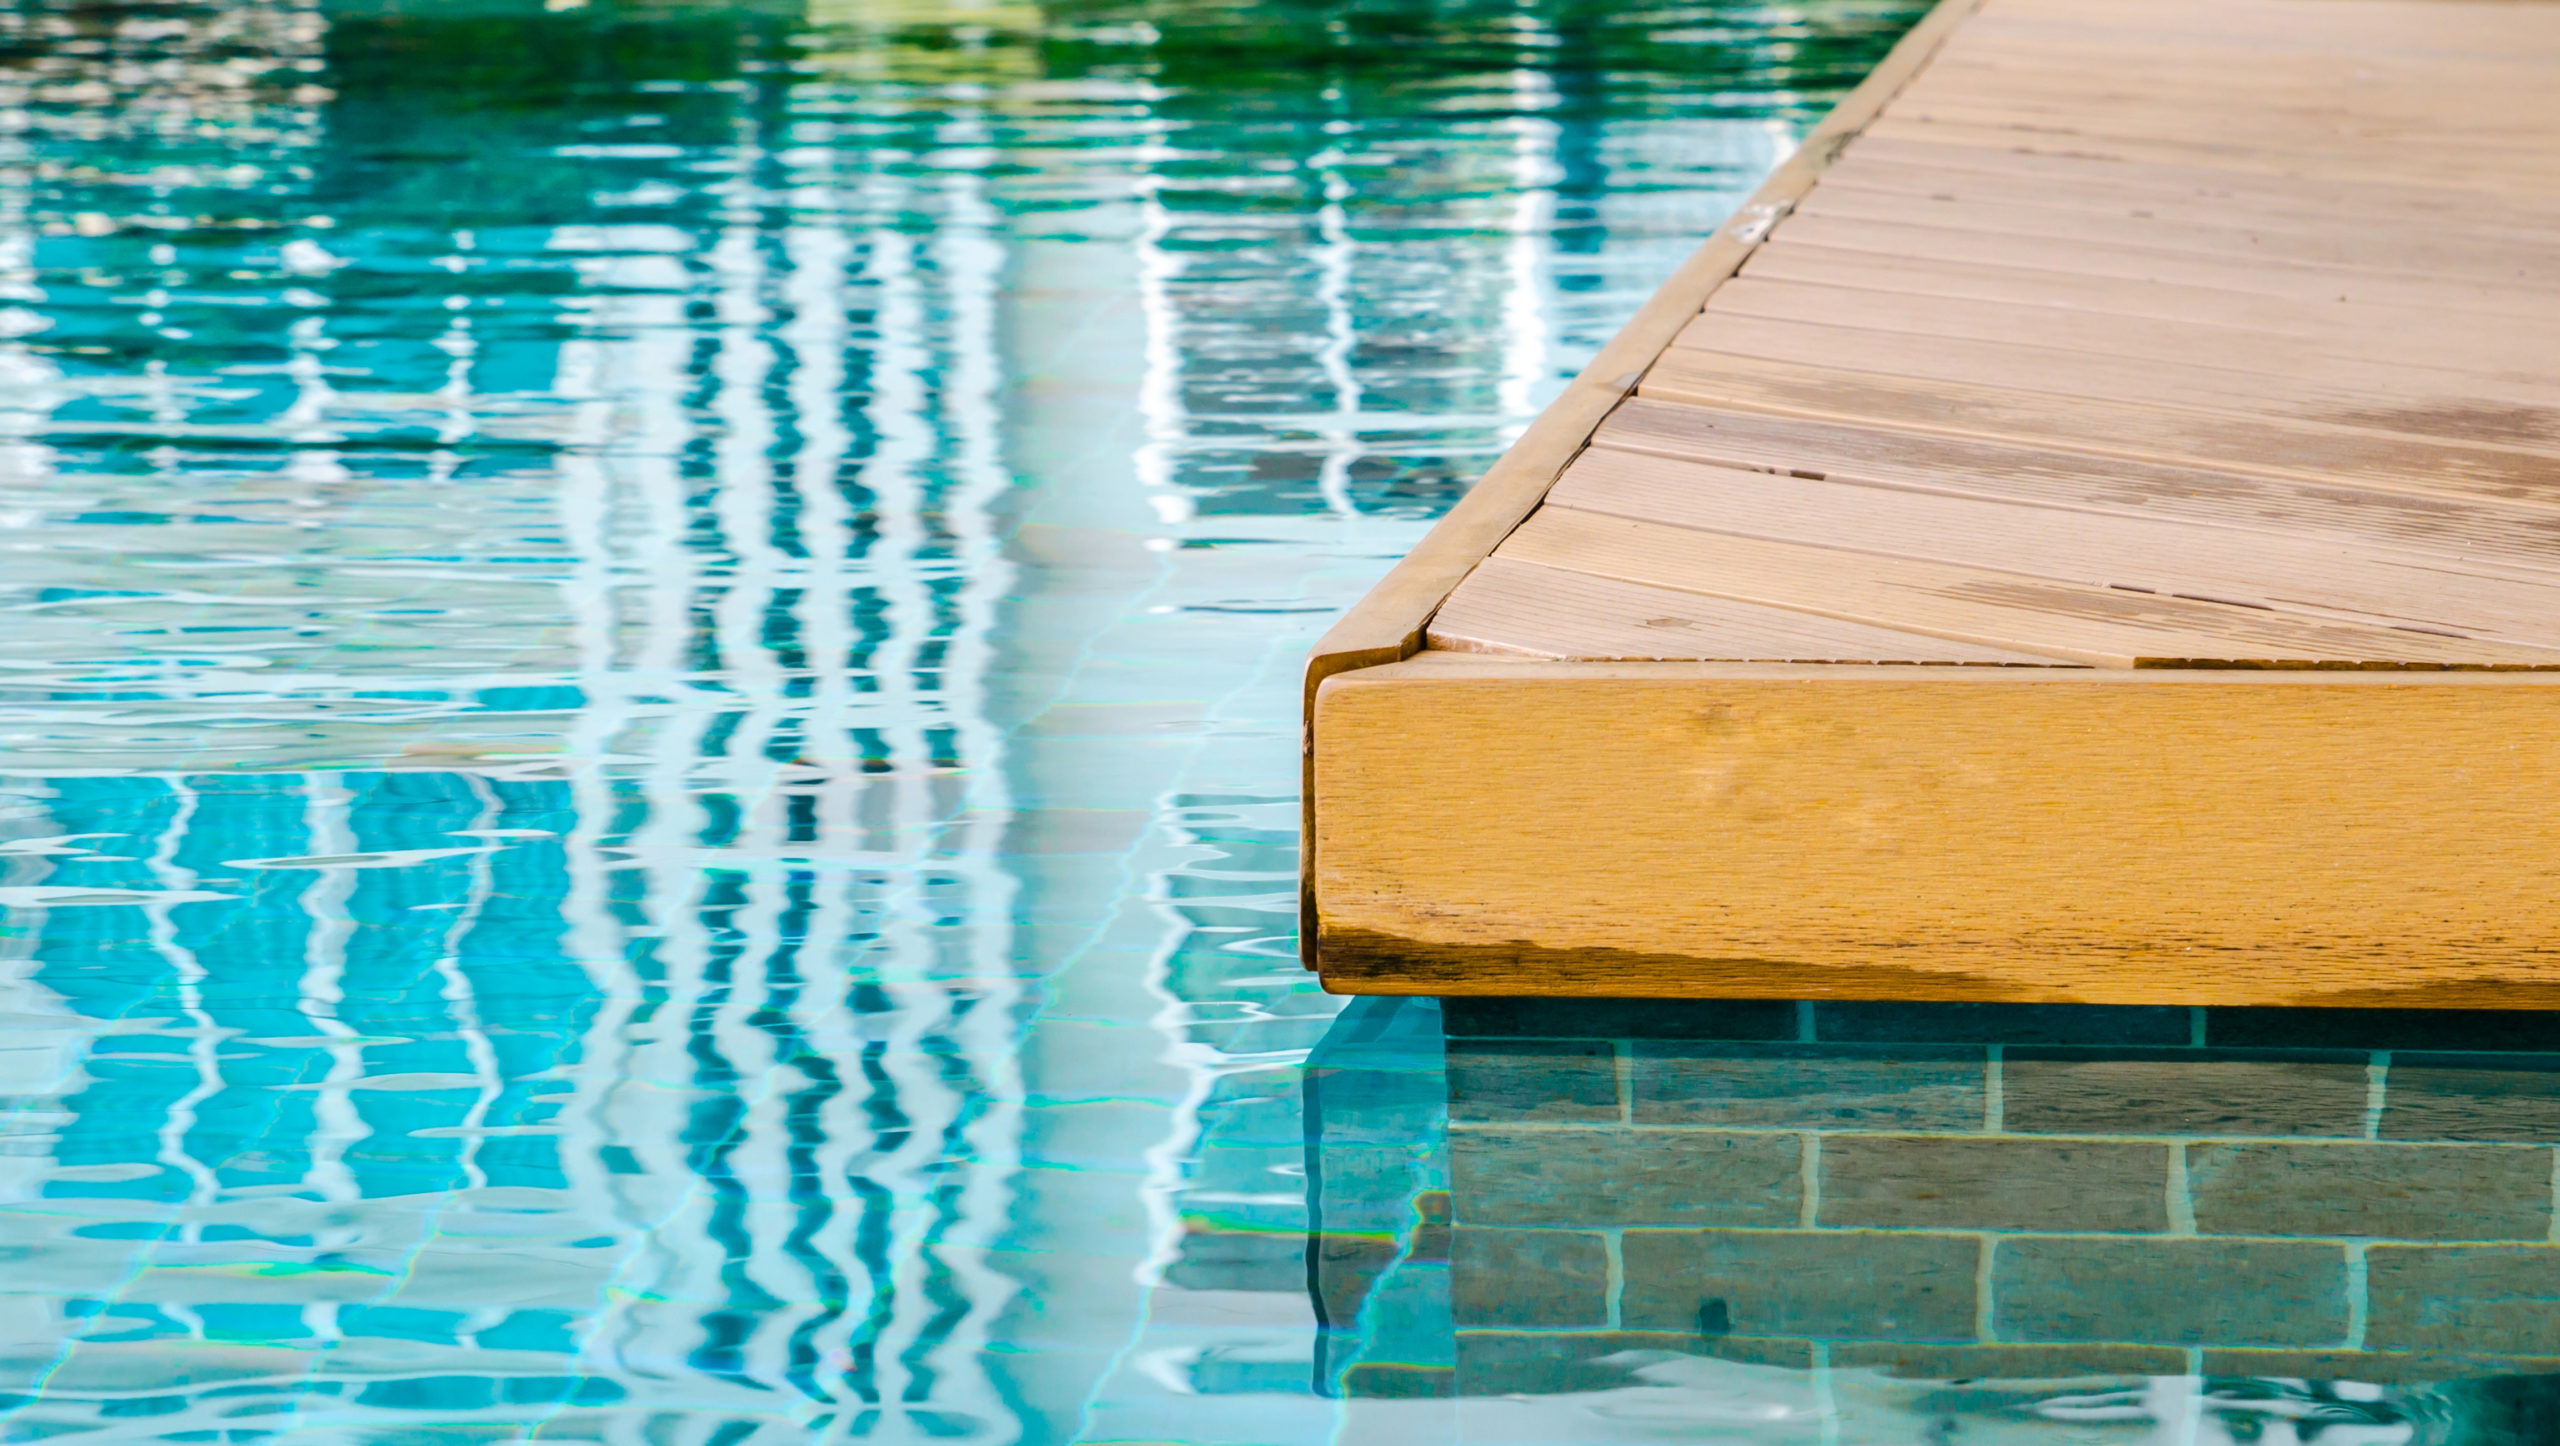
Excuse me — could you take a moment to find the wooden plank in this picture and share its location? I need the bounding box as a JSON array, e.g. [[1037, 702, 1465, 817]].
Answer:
[[1859, 115, 2560, 193], [1836, 132, 2560, 224], [1764, 211, 2560, 321], [1790, 187, 2560, 290], [1426, 554, 2070, 664], [1737, 242, 2544, 373], [1493, 506, 2560, 668], [1674, 311, 2560, 452], [1639, 348, 2560, 506], [1699, 276, 2560, 394], [1594, 399, 2560, 577], [1546, 448, 2560, 646], [1959, 0, 2560, 62], [1922, 47, 2560, 99], [1705, 276, 2554, 392], [1312, 661, 2560, 1007], [1891, 85, 2560, 155], [1911, 49, 2560, 120], [1820, 151, 2560, 247], [1865, 107, 2560, 178], [1950, 6, 2560, 69]]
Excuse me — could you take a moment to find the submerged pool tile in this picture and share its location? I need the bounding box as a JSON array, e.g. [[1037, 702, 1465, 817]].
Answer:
[[1445, 1039, 1618, 1123], [2001, 1049, 2370, 1137], [1619, 1229, 1979, 1341], [1450, 1227, 1608, 1329], [1817, 1136, 2170, 1233], [2383, 1054, 2560, 1143], [2366, 1246, 2560, 1356], [1993, 1237, 2349, 1347], [1630, 1043, 1986, 1130], [1449, 1125, 1801, 1229], [2187, 1141, 2553, 1241]]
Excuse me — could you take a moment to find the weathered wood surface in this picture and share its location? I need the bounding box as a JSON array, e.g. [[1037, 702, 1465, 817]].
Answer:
[[1318, 659, 2560, 1008], [1305, 0, 2560, 1003]]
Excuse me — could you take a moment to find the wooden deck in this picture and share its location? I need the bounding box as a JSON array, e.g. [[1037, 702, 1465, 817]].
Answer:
[[1303, 0, 2560, 1008]]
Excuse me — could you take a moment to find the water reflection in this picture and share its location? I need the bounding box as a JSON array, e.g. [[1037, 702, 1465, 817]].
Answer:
[[24, 0, 2553, 1439], [0, 0, 1911, 1438], [1311, 998, 2560, 1442]]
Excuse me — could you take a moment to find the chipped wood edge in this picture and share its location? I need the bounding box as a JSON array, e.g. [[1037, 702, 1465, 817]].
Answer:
[[1299, 0, 1994, 966]]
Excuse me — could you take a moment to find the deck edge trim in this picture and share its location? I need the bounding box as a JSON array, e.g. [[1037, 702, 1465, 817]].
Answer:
[[1298, 0, 1992, 967]]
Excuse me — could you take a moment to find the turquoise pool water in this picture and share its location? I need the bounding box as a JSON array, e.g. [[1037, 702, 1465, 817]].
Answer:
[[5, 1, 2558, 1441]]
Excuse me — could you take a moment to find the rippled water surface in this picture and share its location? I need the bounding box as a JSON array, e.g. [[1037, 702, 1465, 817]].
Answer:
[[7, 1, 2556, 1442]]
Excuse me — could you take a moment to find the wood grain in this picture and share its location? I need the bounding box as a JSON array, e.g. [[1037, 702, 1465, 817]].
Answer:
[[1673, 310, 2560, 453], [1711, 271, 2552, 387], [1834, 132, 2560, 222], [1761, 211, 2560, 321], [1594, 400, 2560, 573], [1428, 555, 2069, 664], [1789, 185, 2560, 290], [1859, 115, 2560, 195], [1640, 349, 2560, 506], [1494, 506, 2560, 668], [1545, 448, 2560, 647], [1736, 243, 2543, 374], [1831, 133, 2560, 228], [1315, 659, 2560, 1006]]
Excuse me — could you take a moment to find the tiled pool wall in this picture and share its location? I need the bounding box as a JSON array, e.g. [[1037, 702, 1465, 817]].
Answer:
[[1312, 998, 2560, 1406]]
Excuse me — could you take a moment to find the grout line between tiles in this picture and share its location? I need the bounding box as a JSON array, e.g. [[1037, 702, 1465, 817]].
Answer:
[[2344, 1242, 2368, 1350], [2548, 1148, 2559, 1245], [1602, 1228, 1625, 1329], [1800, 1133, 1821, 1229], [2365, 1052, 2390, 1141], [1974, 1234, 1997, 1343]]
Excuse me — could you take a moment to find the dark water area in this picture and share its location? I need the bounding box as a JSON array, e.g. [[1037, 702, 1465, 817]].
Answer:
[[2, 0, 2556, 1440]]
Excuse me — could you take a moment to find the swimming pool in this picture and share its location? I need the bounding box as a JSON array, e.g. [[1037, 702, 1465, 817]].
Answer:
[[5, 1, 2553, 1442]]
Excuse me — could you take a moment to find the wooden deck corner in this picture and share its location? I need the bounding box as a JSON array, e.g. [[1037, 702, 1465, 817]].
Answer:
[[1302, 0, 2560, 1005]]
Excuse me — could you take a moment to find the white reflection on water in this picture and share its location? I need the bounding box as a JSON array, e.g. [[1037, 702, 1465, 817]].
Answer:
[[0, 0, 1878, 1438]]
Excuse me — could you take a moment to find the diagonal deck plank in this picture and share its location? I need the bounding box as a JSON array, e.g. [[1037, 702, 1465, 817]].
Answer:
[[1759, 212, 2560, 319], [1425, 557, 2066, 665], [1669, 312, 2560, 451], [1640, 348, 2560, 502], [1735, 244, 2548, 372], [1304, 0, 2560, 1005], [1542, 448, 2560, 646], [1704, 276, 2550, 387], [1495, 506, 2560, 669], [1594, 400, 2560, 573]]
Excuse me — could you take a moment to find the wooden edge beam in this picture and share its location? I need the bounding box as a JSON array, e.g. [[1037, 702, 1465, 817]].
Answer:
[[1313, 657, 2560, 1009], [1297, 0, 1991, 965]]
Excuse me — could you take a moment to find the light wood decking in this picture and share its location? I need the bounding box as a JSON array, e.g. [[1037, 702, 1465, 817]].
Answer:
[[1304, 0, 2560, 1007]]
